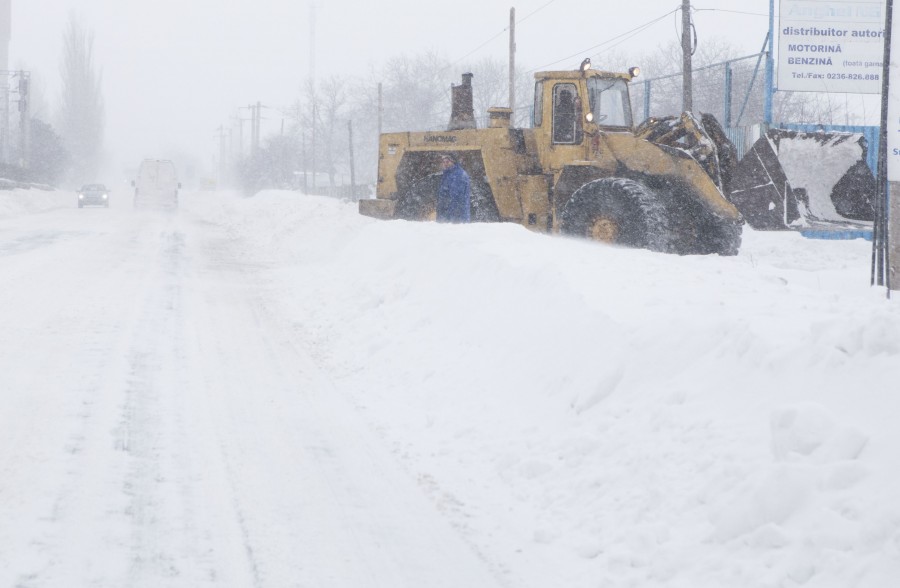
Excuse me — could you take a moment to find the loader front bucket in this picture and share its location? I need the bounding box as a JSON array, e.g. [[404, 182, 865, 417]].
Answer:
[[727, 129, 876, 230]]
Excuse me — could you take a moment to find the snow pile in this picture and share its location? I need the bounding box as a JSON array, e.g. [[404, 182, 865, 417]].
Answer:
[[182, 191, 900, 588], [774, 133, 867, 226], [0, 188, 73, 218]]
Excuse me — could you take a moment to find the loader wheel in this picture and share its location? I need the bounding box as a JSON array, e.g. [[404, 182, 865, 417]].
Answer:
[[696, 217, 742, 256], [395, 173, 441, 221], [559, 178, 672, 252]]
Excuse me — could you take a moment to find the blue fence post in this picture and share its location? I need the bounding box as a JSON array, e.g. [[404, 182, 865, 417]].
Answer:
[[765, 0, 775, 125], [724, 62, 733, 128]]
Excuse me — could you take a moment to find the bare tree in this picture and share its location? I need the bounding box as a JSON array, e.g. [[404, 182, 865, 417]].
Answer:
[[57, 13, 104, 182]]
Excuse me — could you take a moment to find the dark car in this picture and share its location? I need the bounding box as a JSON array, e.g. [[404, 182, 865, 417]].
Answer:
[[78, 184, 110, 208]]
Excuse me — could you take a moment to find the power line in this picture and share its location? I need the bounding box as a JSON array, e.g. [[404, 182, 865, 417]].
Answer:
[[528, 8, 678, 73], [517, 0, 559, 24], [451, 30, 508, 67], [450, 0, 561, 67]]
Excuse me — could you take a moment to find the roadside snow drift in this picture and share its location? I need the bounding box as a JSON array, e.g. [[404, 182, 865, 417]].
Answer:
[[1, 189, 898, 588]]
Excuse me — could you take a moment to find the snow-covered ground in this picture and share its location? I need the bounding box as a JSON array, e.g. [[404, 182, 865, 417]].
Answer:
[[0, 188, 898, 588]]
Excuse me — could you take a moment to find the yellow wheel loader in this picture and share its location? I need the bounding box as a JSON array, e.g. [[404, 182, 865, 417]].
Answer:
[[359, 63, 744, 255]]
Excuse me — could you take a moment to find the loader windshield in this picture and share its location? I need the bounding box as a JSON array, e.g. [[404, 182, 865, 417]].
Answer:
[[587, 78, 633, 129]]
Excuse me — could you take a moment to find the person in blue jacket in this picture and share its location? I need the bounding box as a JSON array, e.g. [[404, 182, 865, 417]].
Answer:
[[436, 153, 471, 223]]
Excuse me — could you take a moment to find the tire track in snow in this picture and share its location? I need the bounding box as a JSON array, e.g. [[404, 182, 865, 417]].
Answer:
[[114, 225, 262, 587], [179, 207, 510, 588]]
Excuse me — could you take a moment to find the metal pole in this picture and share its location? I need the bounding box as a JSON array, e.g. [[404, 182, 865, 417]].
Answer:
[[875, 0, 892, 287], [682, 0, 692, 112], [765, 0, 775, 125], [509, 7, 516, 119], [643, 80, 651, 121], [724, 62, 733, 128]]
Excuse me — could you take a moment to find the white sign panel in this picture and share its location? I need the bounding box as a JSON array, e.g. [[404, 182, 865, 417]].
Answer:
[[779, 0, 885, 93]]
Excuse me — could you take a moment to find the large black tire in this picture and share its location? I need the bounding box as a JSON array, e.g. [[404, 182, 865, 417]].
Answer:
[[559, 178, 672, 252], [696, 216, 742, 256], [395, 173, 441, 221]]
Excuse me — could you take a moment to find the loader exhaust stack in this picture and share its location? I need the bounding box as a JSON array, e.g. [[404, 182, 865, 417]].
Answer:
[[448, 73, 476, 131]]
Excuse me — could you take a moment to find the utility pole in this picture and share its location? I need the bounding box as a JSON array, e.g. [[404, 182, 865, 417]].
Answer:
[[248, 104, 256, 156], [17, 71, 28, 168], [348, 120, 356, 199], [377, 82, 383, 137], [248, 101, 262, 156], [256, 100, 262, 153], [301, 132, 307, 193], [681, 0, 693, 112], [1, 0, 10, 165], [509, 7, 516, 119], [311, 103, 317, 191], [1, 71, 9, 164]]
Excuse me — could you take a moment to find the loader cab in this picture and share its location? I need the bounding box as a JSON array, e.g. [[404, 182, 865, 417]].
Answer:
[[532, 68, 638, 173]]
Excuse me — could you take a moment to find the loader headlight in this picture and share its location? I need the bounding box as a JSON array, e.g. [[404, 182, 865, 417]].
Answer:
[[585, 112, 594, 123], [628, 66, 641, 78], [103, 193, 108, 199], [78, 193, 83, 199]]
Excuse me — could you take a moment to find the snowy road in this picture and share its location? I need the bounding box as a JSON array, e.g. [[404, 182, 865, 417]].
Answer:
[[0, 198, 507, 588], [2, 190, 899, 588]]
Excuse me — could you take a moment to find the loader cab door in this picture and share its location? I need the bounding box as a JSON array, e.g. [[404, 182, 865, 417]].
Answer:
[[551, 83, 582, 145]]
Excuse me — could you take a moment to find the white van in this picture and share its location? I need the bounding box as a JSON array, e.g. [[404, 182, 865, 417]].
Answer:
[[132, 159, 180, 209]]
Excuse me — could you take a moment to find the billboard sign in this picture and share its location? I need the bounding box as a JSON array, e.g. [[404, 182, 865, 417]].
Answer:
[[778, 0, 886, 93]]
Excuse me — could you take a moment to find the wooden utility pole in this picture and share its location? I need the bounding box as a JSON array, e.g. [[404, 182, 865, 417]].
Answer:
[[255, 100, 262, 154], [509, 7, 516, 118], [18, 72, 29, 168], [377, 82, 383, 138], [681, 0, 693, 112], [348, 120, 356, 198]]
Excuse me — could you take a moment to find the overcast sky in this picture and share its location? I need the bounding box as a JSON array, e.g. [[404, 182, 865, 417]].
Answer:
[[9, 1, 773, 180]]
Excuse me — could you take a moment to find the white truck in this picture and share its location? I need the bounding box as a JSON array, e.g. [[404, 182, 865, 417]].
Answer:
[[132, 159, 180, 209]]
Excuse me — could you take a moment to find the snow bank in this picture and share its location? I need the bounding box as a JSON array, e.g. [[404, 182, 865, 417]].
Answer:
[[0, 188, 72, 218], [186, 191, 900, 588]]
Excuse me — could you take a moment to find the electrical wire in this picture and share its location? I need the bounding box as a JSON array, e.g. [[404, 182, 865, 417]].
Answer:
[[450, 0, 561, 67], [517, 0, 559, 24], [526, 8, 679, 73]]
